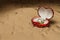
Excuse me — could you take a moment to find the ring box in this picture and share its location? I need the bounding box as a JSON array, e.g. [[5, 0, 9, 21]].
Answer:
[[31, 7, 54, 28]]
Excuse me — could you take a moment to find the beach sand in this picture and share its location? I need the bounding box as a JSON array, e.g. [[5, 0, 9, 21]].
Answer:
[[0, 3, 60, 40]]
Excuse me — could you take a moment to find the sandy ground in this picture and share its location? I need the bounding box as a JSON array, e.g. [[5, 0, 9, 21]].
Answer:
[[0, 3, 60, 40]]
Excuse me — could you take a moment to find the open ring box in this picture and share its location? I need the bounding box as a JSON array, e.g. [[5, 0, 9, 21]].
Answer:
[[31, 7, 54, 28]]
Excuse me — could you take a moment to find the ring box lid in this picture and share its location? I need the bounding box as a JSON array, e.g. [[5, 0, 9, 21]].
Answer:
[[38, 7, 54, 20]]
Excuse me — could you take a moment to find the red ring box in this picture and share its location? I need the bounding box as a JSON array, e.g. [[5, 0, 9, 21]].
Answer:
[[31, 7, 54, 28]]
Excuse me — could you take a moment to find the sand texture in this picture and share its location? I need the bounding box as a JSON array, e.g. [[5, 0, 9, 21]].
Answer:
[[0, 4, 60, 40]]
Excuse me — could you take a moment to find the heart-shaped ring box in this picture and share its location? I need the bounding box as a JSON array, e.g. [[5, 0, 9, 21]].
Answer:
[[31, 7, 54, 28]]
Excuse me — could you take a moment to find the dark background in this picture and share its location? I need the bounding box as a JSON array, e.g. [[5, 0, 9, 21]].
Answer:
[[0, 0, 60, 8], [0, 0, 60, 4]]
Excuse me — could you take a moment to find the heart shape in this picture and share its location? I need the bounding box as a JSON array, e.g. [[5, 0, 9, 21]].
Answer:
[[31, 7, 54, 28]]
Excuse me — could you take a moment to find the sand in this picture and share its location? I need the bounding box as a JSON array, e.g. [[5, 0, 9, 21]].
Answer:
[[0, 3, 60, 40]]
